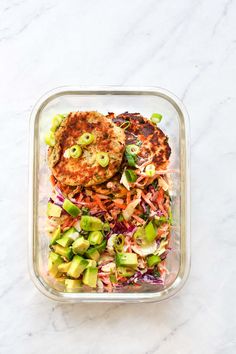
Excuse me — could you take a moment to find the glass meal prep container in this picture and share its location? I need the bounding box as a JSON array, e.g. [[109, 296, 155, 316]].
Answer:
[[28, 86, 190, 303]]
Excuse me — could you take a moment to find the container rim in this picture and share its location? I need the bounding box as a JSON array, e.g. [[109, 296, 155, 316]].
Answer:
[[28, 85, 190, 303]]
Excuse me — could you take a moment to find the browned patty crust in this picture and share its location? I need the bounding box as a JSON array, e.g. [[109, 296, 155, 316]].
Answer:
[[111, 112, 171, 170], [48, 111, 126, 187]]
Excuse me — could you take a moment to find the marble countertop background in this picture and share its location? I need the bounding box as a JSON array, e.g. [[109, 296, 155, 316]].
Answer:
[[1, 0, 235, 353]]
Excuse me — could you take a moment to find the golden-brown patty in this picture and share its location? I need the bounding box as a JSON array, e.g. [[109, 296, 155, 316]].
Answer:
[[48, 111, 126, 187], [111, 112, 171, 170]]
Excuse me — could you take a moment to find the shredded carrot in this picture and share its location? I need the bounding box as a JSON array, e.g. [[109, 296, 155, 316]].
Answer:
[[76, 193, 83, 202], [61, 216, 77, 230], [136, 175, 146, 183], [134, 209, 142, 215], [124, 220, 130, 228], [96, 194, 110, 199], [141, 192, 157, 211], [113, 202, 126, 210], [132, 214, 146, 225], [126, 191, 131, 205], [93, 195, 106, 211], [50, 175, 57, 186]]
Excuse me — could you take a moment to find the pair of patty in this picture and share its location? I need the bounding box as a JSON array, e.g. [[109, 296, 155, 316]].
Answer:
[[48, 111, 171, 188]]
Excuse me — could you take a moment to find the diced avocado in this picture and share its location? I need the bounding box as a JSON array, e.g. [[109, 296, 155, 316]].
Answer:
[[56, 235, 74, 248], [52, 244, 73, 261], [147, 254, 161, 267], [48, 252, 63, 277], [86, 259, 97, 268], [63, 227, 78, 241], [82, 267, 98, 288], [49, 251, 63, 265], [117, 266, 135, 278], [47, 202, 62, 217], [67, 255, 88, 278], [72, 237, 90, 255], [116, 253, 138, 268], [85, 247, 100, 262], [50, 226, 61, 245], [80, 215, 104, 231], [145, 221, 157, 243], [103, 222, 110, 232], [94, 239, 107, 253], [88, 231, 103, 245], [48, 259, 59, 277], [62, 199, 80, 217], [58, 261, 72, 273], [65, 279, 82, 292]]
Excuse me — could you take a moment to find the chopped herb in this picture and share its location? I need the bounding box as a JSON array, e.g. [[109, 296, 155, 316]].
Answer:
[[153, 266, 161, 278], [120, 121, 130, 130], [125, 169, 137, 182], [125, 152, 137, 167], [81, 207, 90, 215], [118, 214, 124, 221], [152, 180, 158, 189]]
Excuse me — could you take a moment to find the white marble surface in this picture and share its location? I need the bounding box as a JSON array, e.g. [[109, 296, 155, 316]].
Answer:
[[1, 0, 236, 353]]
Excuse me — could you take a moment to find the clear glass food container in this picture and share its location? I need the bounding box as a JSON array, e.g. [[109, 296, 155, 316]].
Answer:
[[28, 86, 190, 303]]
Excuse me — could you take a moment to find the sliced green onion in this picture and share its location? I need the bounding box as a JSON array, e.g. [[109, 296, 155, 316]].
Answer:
[[125, 144, 140, 156], [70, 145, 82, 158], [125, 153, 136, 167], [145, 164, 156, 177], [78, 132, 94, 145], [96, 152, 109, 167], [114, 234, 125, 253], [50, 114, 64, 132], [44, 131, 56, 146], [120, 121, 130, 130], [125, 169, 137, 182], [150, 113, 163, 124]]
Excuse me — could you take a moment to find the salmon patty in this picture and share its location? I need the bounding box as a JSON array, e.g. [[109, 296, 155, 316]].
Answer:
[[110, 112, 171, 170], [48, 111, 126, 187]]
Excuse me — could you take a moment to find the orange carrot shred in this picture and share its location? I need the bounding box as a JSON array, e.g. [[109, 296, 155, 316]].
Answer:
[[132, 214, 146, 225]]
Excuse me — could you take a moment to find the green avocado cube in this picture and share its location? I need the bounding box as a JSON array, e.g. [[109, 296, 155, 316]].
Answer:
[[80, 216, 104, 231], [117, 266, 135, 278], [88, 231, 103, 245], [52, 244, 73, 261], [62, 199, 80, 217], [147, 254, 161, 267], [63, 227, 78, 241], [65, 279, 82, 292], [48, 252, 63, 277], [49, 252, 63, 265], [50, 226, 61, 245], [83, 267, 98, 288], [85, 248, 100, 262], [86, 260, 97, 268], [116, 253, 138, 268], [72, 237, 90, 255], [67, 255, 88, 278], [47, 203, 62, 217], [58, 261, 72, 273], [145, 221, 157, 243], [56, 235, 74, 248], [48, 259, 59, 277]]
